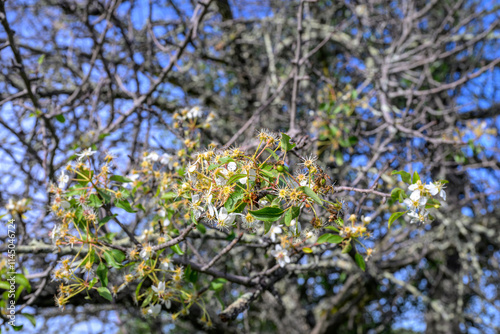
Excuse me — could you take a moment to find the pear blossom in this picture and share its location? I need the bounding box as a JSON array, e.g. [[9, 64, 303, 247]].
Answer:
[[157, 208, 166, 218], [140, 243, 153, 260], [160, 257, 174, 271], [152, 281, 166, 296], [58, 171, 70, 188], [227, 161, 237, 172], [434, 182, 447, 201], [239, 212, 260, 231], [408, 210, 429, 224], [147, 304, 161, 317], [408, 180, 426, 200], [76, 148, 97, 161], [404, 196, 427, 211], [265, 224, 283, 242], [145, 152, 159, 162], [270, 245, 291, 267], [214, 207, 237, 231], [186, 106, 202, 119], [425, 182, 439, 196], [160, 153, 175, 169], [190, 194, 205, 219]]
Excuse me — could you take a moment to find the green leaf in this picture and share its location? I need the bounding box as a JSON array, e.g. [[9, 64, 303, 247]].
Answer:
[[284, 206, 300, 226], [224, 187, 245, 212], [0, 281, 10, 290], [249, 207, 284, 222], [391, 170, 411, 184], [116, 200, 137, 213], [110, 175, 134, 183], [109, 249, 125, 263], [354, 253, 366, 271], [196, 223, 206, 234], [302, 247, 313, 253], [97, 262, 108, 287], [388, 211, 406, 228], [21, 313, 36, 327], [327, 234, 343, 244], [170, 244, 184, 255], [98, 215, 116, 227], [265, 148, 279, 160], [412, 171, 420, 183], [12, 325, 24, 331], [298, 186, 322, 204], [227, 174, 247, 185], [209, 278, 228, 292], [88, 193, 102, 207], [219, 157, 234, 164], [184, 265, 198, 284], [316, 234, 332, 244], [264, 221, 272, 234], [96, 187, 111, 204], [391, 187, 406, 203], [342, 241, 352, 254], [37, 54, 45, 65], [103, 250, 122, 269], [88, 277, 98, 289], [14, 274, 31, 293], [97, 287, 113, 301], [208, 163, 221, 171], [161, 192, 177, 200], [55, 114, 65, 123], [280, 133, 296, 152], [325, 226, 340, 232]]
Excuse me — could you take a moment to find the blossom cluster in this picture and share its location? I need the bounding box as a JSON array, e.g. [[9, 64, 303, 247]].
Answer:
[[405, 180, 446, 224], [389, 170, 448, 227], [1, 126, 448, 328]]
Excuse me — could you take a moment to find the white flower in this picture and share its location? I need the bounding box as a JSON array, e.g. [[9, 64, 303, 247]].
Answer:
[[361, 215, 371, 224], [145, 152, 159, 162], [215, 207, 236, 231], [187, 163, 197, 173], [160, 153, 175, 169], [157, 209, 166, 218], [227, 161, 237, 172], [152, 281, 166, 296], [435, 182, 447, 201], [239, 169, 256, 185], [270, 245, 291, 267], [147, 304, 161, 317], [163, 218, 171, 227], [186, 106, 203, 119], [265, 224, 283, 242], [425, 182, 439, 196], [5, 199, 15, 211], [408, 210, 429, 224], [239, 212, 260, 231], [51, 224, 61, 245], [76, 148, 97, 161], [404, 196, 427, 211], [140, 244, 153, 260], [190, 194, 205, 219], [58, 171, 70, 188], [160, 257, 174, 271], [409, 190, 421, 201]]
